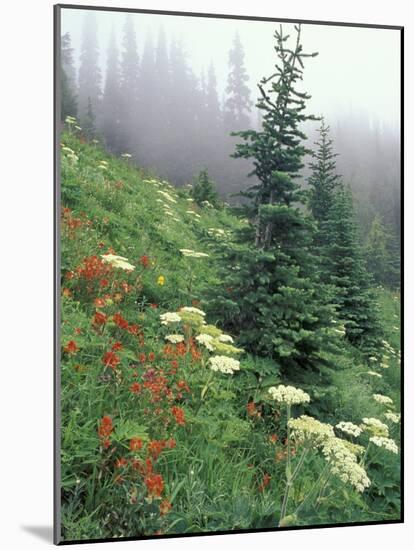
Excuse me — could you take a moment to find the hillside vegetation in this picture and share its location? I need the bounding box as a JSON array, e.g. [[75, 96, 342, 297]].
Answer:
[[59, 128, 401, 541]]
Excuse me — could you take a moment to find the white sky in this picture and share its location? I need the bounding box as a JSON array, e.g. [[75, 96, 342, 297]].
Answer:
[[61, 7, 401, 131]]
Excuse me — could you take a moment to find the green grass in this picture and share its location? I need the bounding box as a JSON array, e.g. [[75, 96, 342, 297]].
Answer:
[[59, 130, 401, 542]]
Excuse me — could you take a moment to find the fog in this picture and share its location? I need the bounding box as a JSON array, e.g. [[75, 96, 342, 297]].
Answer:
[[60, 7, 401, 241], [61, 8, 400, 126]]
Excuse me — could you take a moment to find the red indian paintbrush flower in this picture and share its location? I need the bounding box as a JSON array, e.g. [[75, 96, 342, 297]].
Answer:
[[140, 255, 150, 268], [145, 473, 164, 497], [93, 311, 107, 326], [102, 351, 120, 369], [171, 406, 186, 426], [64, 340, 79, 354], [130, 382, 141, 394], [98, 416, 113, 437], [129, 438, 143, 451]]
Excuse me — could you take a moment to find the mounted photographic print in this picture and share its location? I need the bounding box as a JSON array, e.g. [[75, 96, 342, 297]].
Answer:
[[54, 4, 403, 544]]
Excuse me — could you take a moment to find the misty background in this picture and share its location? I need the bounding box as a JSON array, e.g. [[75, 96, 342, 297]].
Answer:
[[60, 8, 401, 245]]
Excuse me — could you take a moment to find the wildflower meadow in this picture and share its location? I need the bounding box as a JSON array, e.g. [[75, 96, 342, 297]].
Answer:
[[58, 12, 401, 544]]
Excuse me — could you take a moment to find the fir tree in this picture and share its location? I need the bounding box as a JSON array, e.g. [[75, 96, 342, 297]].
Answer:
[[164, 39, 199, 183], [224, 32, 252, 131], [78, 12, 101, 120], [60, 32, 77, 121], [119, 15, 140, 154], [365, 214, 400, 288], [232, 25, 319, 247], [320, 185, 383, 354], [61, 70, 78, 123], [307, 119, 341, 225], [191, 169, 220, 208], [209, 26, 337, 374], [138, 32, 157, 166], [206, 63, 221, 133], [82, 97, 97, 139], [307, 124, 383, 353], [102, 28, 121, 152]]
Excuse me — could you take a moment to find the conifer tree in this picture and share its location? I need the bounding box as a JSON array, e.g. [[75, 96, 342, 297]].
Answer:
[[206, 63, 221, 133], [209, 26, 337, 374], [60, 32, 77, 121], [78, 12, 101, 121], [191, 169, 220, 208], [82, 97, 97, 139], [365, 214, 400, 288], [307, 123, 383, 353], [102, 28, 121, 152], [164, 39, 199, 183], [307, 119, 341, 225], [61, 71, 77, 123], [119, 15, 140, 154], [320, 185, 383, 354], [224, 32, 252, 131]]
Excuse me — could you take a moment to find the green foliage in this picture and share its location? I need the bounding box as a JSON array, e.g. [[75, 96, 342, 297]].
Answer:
[[319, 185, 383, 356], [365, 214, 400, 288], [209, 26, 338, 376], [307, 123, 384, 357], [307, 119, 341, 229], [224, 31, 253, 131], [191, 169, 220, 208], [81, 97, 98, 140], [58, 96, 400, 541], [61, 32, 77, 121]]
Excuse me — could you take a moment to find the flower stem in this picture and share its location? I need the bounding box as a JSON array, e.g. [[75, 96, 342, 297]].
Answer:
[[294, 463, 331, 517]]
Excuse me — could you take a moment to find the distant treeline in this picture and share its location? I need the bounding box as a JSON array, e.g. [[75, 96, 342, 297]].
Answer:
[[60, 12, 401, 287], [61, 12, 255, 197]]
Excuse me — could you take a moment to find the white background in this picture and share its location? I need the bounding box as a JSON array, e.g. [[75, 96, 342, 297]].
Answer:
[[0, 0, 411, 548]]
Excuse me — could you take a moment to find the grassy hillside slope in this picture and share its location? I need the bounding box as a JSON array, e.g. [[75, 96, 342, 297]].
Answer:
[[59, 131, 401, 541]]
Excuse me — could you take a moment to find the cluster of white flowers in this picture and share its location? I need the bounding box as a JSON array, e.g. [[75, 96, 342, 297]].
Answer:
[[369, 436, 398, 454], [366, 371, 383, 378], [65, 115, 77, 125], [218, 334, 234, 344], [157, 189, 177, 203], [321, 437, 371, 492], [121, 153, 132, 159], [268, 385, 310, 406], [186, 210, 201, 219], [101, 253, 135, 271], [207, 227, 232, 240], [209, 355, 240, 375], [180, 306, 206, 317], [288, 415, 334, 445], [98, 160, 109, 171], [336, 421, 363, 438], [61, 145, 79, 163], [179, 249, 209, 258], [165, 334, 184, 344], [160, 312, 182, 325], [384, 411, 401, 424], [361, 417, 389, 437], [373, 394, 393, 405], [195, 333, 215, 351]]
